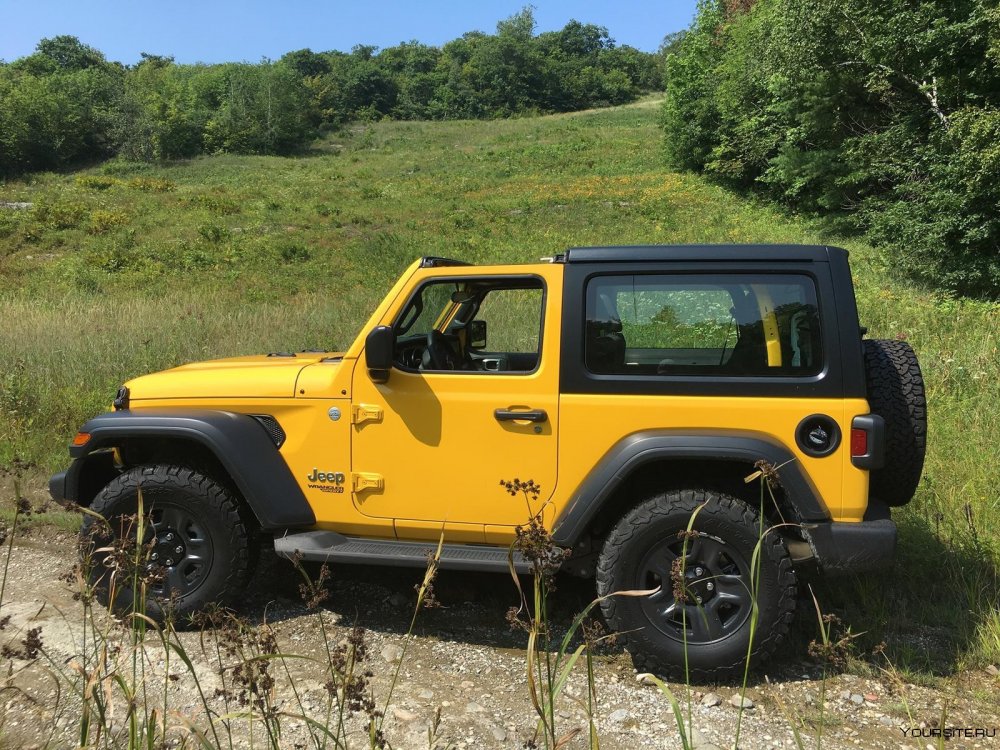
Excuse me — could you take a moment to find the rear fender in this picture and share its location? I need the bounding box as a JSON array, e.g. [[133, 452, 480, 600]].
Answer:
[[552, 429, 829, 548]]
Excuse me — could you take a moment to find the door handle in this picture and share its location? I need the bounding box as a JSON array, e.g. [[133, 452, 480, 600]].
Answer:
[[494, 408, 548, 423]]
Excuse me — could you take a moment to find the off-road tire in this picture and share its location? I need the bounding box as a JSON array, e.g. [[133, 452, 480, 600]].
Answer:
[[862, 339, 927, 507], [596, 488, 797, 682], [81, 465, 250, 624]]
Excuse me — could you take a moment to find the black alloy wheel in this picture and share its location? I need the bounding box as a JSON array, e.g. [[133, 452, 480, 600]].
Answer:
[[638, 530, 754, 645], [145, 502, 215, 599]]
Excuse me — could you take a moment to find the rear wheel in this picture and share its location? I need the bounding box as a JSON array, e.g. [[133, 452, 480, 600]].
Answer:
[[81, 465, 250, 623], [862, 339, 927, 506], [596, 488, 797, 681]]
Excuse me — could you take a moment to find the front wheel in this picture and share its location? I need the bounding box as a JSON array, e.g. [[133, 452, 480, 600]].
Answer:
[[81, 465, 251, 623], [596, 488, 797, 681]]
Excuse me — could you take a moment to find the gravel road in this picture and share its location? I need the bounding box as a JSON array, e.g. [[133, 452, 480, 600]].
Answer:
[[0, 524, 997, 750]]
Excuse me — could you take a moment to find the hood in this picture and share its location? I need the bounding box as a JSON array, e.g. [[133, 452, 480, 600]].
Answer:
[[126, 353, 343, 400]]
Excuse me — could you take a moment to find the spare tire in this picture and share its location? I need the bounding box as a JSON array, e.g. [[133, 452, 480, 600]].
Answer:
[[862, 339, 927, 506]]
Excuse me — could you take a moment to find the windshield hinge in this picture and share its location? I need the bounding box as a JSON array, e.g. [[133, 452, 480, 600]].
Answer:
[[352, 404, 384, 426], [352, 472, 384, 493]]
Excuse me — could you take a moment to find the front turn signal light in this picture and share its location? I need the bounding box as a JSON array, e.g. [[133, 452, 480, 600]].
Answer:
[[72, 432, 91, 447]]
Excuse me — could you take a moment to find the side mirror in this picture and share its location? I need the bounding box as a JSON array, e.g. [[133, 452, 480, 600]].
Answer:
[[365, 326, 395, 383], [468, 319, 487, 349]]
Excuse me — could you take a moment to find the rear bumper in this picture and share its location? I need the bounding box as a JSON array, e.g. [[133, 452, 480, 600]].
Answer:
[[802, 518, 897, 575]]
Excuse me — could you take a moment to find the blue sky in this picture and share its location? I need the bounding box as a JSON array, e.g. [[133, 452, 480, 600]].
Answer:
[[0, 0, 698, 65]]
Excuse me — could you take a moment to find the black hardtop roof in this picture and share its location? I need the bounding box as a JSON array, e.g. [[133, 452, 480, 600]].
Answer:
[[563, 244, 845, 264]]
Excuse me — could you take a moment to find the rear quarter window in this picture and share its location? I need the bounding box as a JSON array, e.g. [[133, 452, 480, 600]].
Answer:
[[585, 274, 823, 377]]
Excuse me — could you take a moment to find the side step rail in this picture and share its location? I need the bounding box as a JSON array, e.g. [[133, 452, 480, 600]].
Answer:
[[274, 530, 530, 574]]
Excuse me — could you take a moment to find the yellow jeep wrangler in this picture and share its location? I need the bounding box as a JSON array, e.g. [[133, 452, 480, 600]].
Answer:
[[51, 245, 926, 679]]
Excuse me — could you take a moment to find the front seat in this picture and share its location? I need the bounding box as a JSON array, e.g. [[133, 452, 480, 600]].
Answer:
[[724, 292, 767, 375], [586, 292, 626, 373]]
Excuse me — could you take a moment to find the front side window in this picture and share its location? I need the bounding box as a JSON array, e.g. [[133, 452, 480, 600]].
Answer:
[[393, 277, 544, 373], [585, 274, 822, 377]]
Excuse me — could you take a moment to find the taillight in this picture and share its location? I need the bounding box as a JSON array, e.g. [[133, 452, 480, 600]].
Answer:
[[850, 415, 884, 469], [850, 428, 868, 457]]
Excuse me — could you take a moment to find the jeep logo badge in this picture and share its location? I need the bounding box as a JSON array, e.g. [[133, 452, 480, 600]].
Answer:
[[307, 469, 346, 484]]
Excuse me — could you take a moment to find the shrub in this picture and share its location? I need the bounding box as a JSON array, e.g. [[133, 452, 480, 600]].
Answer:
[[88, 209, 130, 234], [279, 242, 311, 263]]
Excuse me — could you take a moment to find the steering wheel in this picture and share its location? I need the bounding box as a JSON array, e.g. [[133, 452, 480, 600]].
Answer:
[[423, 330, 459, 370]]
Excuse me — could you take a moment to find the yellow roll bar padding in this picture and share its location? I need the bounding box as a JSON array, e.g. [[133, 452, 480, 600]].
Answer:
[[751, 284, 782, 368]]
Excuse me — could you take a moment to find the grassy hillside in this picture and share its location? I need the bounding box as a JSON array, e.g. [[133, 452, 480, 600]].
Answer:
[[1, 97, 998, 675]]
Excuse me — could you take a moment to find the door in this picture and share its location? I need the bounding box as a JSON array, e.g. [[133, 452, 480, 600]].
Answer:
[[350, 271, 561, 533]]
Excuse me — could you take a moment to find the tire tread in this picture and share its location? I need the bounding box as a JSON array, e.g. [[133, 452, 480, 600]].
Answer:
[[862, 339, 927, 506]]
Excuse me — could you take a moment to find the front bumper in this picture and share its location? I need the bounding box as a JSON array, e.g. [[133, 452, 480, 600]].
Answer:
[[49, 470, 68, 502], [801, 518, 897, 575]]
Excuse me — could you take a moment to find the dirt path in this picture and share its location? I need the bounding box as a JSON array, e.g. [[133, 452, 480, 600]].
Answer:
[[0, 528, 997, 749]]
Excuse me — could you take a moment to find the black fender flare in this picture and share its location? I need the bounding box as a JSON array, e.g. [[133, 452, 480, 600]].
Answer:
[[54, 409, 315, 530], [551, 429, 829, 547]]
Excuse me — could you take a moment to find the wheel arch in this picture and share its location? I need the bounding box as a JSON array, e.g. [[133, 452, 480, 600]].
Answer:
[[56, 409, 315, 531], [552, 430, 829, 551]]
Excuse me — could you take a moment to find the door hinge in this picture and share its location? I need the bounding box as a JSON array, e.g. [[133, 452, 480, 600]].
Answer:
[[352, 472, 384, 493], [352, 403, 383, 425]]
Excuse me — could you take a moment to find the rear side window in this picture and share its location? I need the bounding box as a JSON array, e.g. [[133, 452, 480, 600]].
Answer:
[[585, 274, 822, 377]]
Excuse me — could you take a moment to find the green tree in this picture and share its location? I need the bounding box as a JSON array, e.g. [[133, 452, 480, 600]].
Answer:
[[203, 62, 312, 154], [280, 48, 331, 78], [663, 0, 1000, 296], [662, 1, 725, 171], [35, 35, 106, 70]]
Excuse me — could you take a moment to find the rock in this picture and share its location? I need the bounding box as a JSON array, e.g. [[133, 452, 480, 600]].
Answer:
[[466, 701, 484, 713], [689, 728, 724, 750], [700, 692, 722, 707], [637, 673, 658, 686], [864, 693, 878, 702], [460, 680, 474, 689], [380, 643, 404, 663], [729, 694, 754, 709], [490, 725, 507, 742], [839, 689, 852, 700], [393, 707, 418, 722], [986, 664, 1000, 677], [607, 708, 629, 723], [879, 715, 895, 727], [850, 693, 864, 705], [417, 689, 434, 700]]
